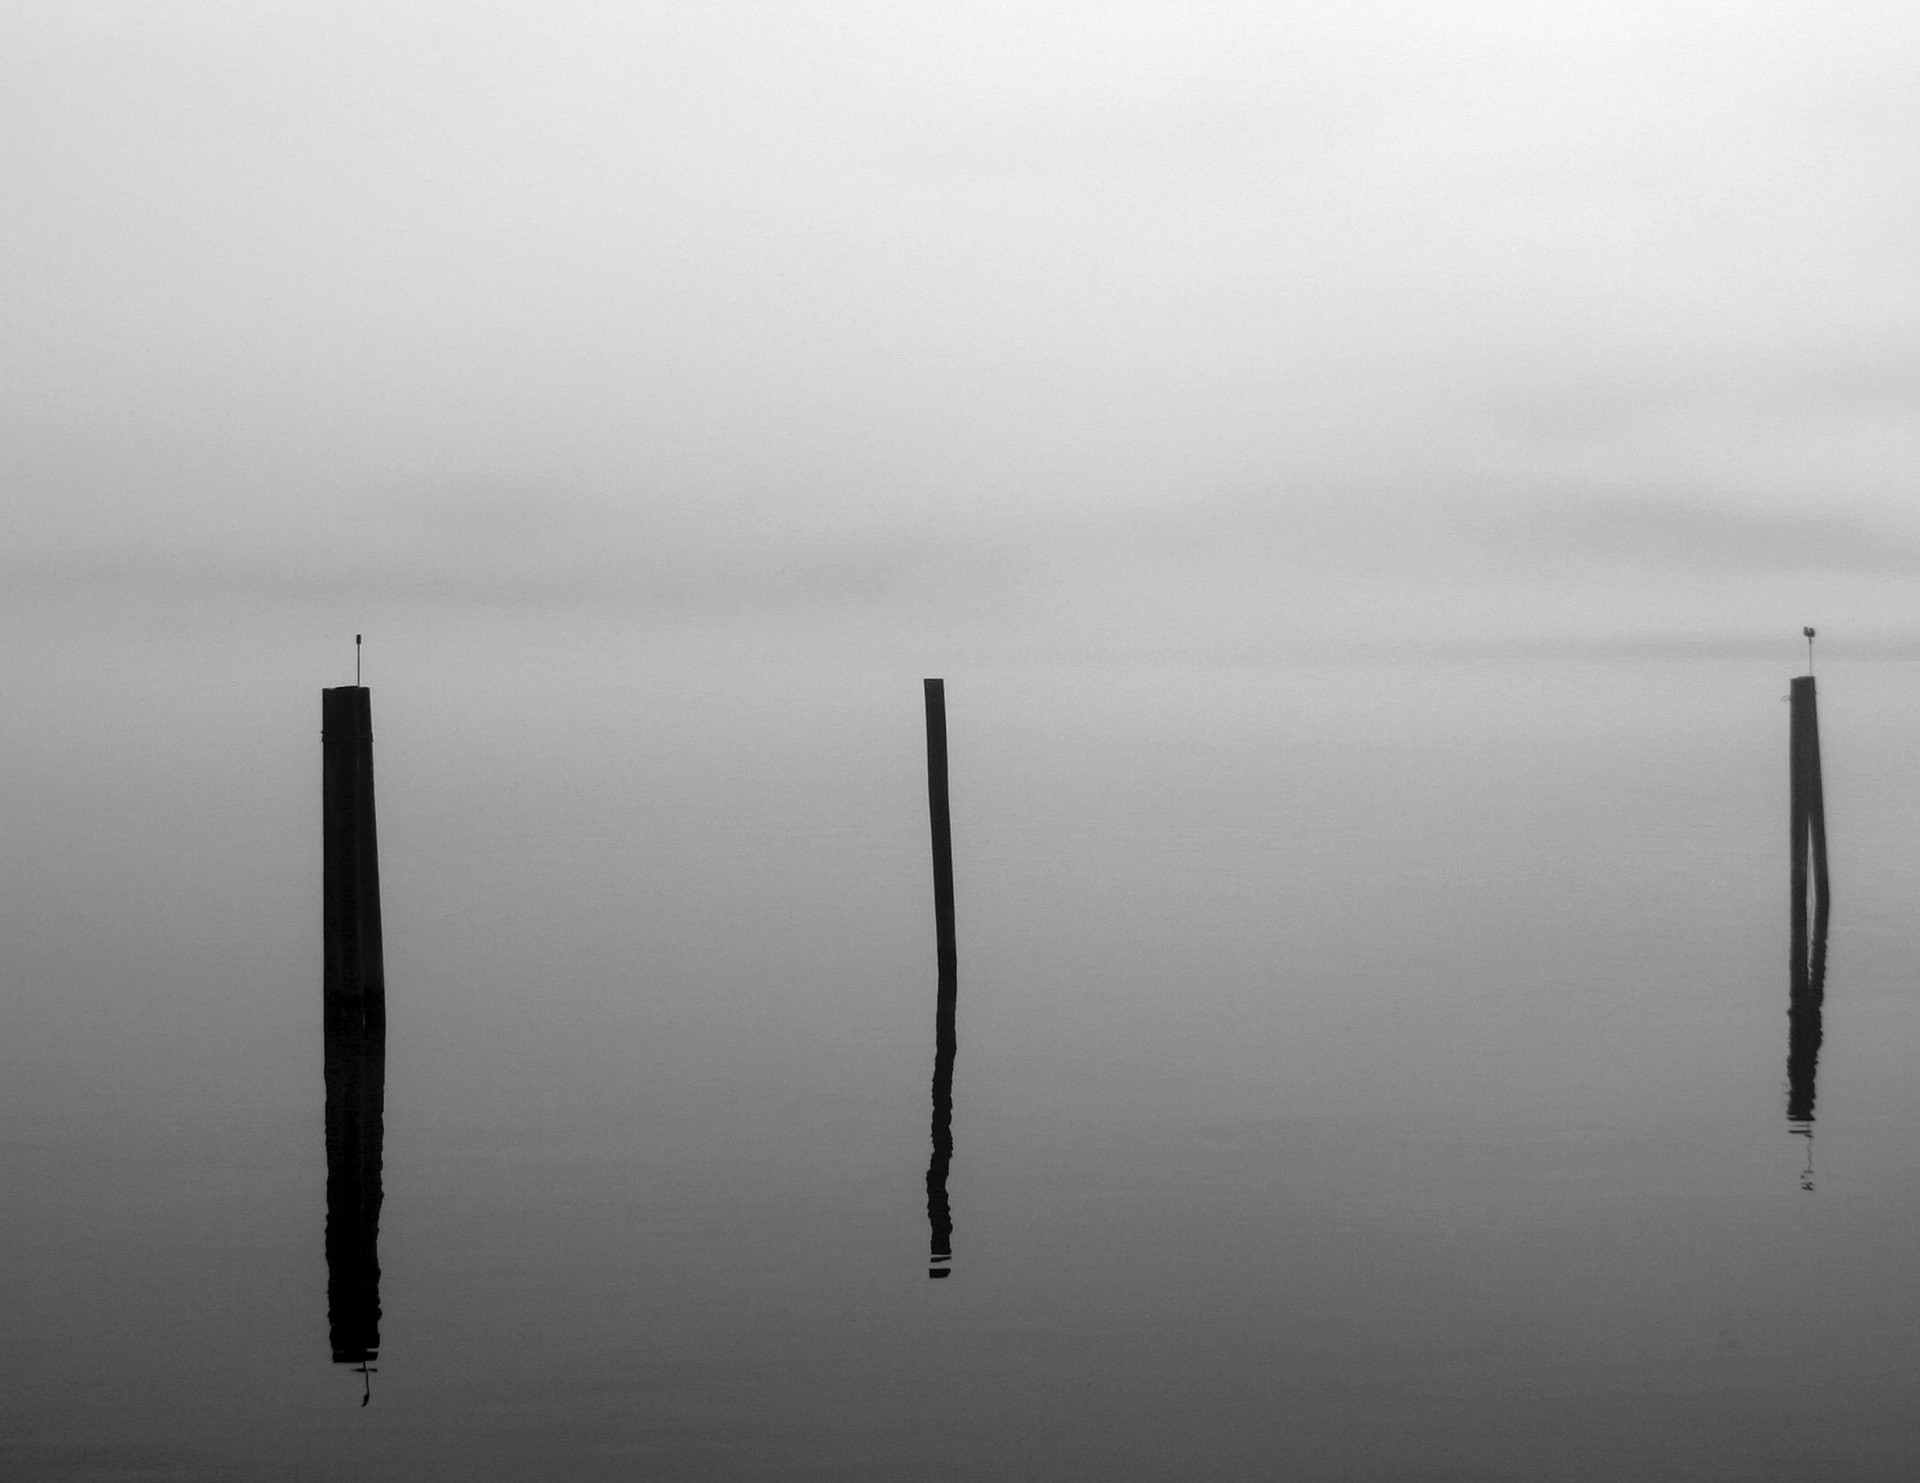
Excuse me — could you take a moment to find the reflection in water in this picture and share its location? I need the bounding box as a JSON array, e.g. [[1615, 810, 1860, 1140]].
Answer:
[[1787, 673, 1831, 1190], [1787, 891, 1828, 1190], [927, 960, 956, 1279], [325, 992, 385, 1391]]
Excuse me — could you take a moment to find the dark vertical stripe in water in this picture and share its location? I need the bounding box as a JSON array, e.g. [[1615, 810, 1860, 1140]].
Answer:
[[924, 679, 956, 967], [322, 686, 387, 1373], [927, 960, 957, 1278], [324, 993, 386, 1366], [1787, 895, 1828, 1125]]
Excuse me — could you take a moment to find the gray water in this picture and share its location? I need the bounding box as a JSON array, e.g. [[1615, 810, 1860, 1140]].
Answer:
[[6, 644, 1920, 1480]]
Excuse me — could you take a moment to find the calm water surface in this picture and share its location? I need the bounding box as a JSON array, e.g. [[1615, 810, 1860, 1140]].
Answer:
[[6, 652, 1920, 1480]]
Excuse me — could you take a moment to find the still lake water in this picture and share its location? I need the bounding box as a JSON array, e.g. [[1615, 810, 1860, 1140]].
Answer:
[[7, 649, 1920, 1480]]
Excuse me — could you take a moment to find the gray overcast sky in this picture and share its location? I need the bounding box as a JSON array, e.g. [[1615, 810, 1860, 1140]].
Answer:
[[6, 0, 1920, 657]]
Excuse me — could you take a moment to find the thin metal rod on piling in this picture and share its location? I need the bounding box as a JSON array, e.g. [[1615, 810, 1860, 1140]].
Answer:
[[924, 679, 957, 966]]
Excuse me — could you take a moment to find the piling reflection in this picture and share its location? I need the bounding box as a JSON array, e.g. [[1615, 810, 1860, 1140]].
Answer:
[[927, 960, 956, 1278], [325, 991, 385, 1390], [1787, 891, 1828, 1189]]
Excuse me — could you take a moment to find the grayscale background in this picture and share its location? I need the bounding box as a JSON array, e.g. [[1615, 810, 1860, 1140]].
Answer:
[[5, 5, 1920, 1479]]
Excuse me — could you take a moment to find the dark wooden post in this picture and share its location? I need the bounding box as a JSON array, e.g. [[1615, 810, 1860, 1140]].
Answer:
[[1800, 677, 1829, 910], [1789, 676, 1830, 956], [1789, 678, 1811, 981], [323, 687, 385, 1006], [924, 679, 957, 966]]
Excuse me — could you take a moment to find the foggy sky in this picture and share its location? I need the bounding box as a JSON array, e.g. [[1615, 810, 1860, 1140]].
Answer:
[[7, 1, 1920, 656]]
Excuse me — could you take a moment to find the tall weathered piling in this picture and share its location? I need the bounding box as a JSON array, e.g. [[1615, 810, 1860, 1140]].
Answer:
[[1789, 675, 1830, 934], [324, 686, 385, 1005], [924, 679, 957, 966], [1788, 676, 1830, 1047], [922, 679, 958, 1276], [322, 685, 386, 1378]]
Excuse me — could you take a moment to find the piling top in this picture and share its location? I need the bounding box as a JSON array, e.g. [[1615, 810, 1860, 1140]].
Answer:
[[322, 686, 373, 738]]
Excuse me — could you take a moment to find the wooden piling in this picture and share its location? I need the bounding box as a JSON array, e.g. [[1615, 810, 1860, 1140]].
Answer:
[[924, 679, 957, 966], [1788, 676, 1830, 971], [323, 687, 385, 1005], [1789, 677, 1829, 910]]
